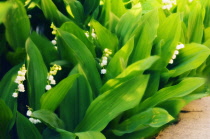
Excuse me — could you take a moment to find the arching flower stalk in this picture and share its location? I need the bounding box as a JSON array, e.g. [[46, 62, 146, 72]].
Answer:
[[45, 64, 62, 90], [99, 48, 112, 74], [12, 64, 27, 98]]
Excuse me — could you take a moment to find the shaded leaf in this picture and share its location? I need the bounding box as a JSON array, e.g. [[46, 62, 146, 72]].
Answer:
[[0, 99, 13, 139], [30, 32, 59, 67], [32, 109, 64, 129], [16, 112, 42, 139]]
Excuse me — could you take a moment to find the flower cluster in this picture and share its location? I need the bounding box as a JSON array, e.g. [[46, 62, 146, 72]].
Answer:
[[26, 106, 41, 124], [45, 64, 62, 90], [29, 118, 42, 124], [169, 43, 185, 64], [50, 23, 57, 35], [99, 48, 112, 74], [12, 64, 27, 98], [162, 0, 176, 10], [85, 29, 97, 39]]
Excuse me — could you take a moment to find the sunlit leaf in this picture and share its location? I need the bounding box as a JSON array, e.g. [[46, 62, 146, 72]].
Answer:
[[26, 38, 48, 110], [40, 74, 79, 111]]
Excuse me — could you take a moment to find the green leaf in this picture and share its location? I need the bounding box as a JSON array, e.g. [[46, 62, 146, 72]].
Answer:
[[16, 112, 42, 139], [101, 56, 159, 93], [76, 131, 106, 139], [57, 29, 102, 97], [40, 74, 79, 111], [82, 0, 99, 15], [26, 38, 48, 110], [141, 0, 161, 14], [0, 99, 13, 139], [90, 19, 119, 52], [75, 74, 150, 131], [138, 77, 206, 112], [32, 109, 64, 129], [111, 0, 127, 18], [0, 2, 12, 23], [129, 9, 159, 63], [0, 64, 21, 109], [60, 21, 96, 57], [40, 0, 70, 26], [187, 2, 204, 43], [60, 64, 93, 131], [155, 13, 181, 67], [43, 128, 76, 139], [112, 108, 174, 136], [3, 0, 30, 50], [65, 0, 84, 25], [105, 37, 134, 79], [168, 43, 210, 77], [29, 32, 59, 67], [115, 4, 142, 45]]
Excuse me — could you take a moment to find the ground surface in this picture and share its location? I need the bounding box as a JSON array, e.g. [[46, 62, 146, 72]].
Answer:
[[156, 96, 210, 139]]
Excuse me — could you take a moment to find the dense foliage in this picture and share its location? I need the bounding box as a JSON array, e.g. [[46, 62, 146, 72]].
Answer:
[[1, 0, 210, 138]]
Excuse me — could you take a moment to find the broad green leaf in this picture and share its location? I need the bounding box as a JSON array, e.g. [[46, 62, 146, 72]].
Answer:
[[105, 37, 134, 80], [111, 0, 127, 17], [0, 64, 21, 109], [65, 0, 84, 25], [204, 27, 210, 42], [75, 74, 150, 131], [112, 108, 173, 136], [90, 19, 119, 52], [40, 0, 70, 26], [101, 56, 159, 93], [60, 64, 93, 131], [76, 131, 106, 139], [202, 0, 210, 28], [129, 9, 159, 63], [43, 128, 76, 139], [115, 4, 142, 45], [60, 21, 95, 56], [32, 109, 64, 129], [122, 126, 162, 139], [40, 74, 79, 111], [0, 2, 12, 23], [138, 77, 206, 112], [57, 29, 102, 97], [4, 0, 30, 50], [155, 13, 181, 67], [157, 99, 186, 118], [26, 38, 48, 110], [0, 64, 21, 133], [97, 0, 111, 27], [0, 99, 13, 139], [82, 0, 99, 15], [30, 32, 59, 67], [141, 0, 161, 14], [16, 112, 42, 139], [142, 71, 160, 100], [187, 2, 204, 43], [168, 43, 210, 77]]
